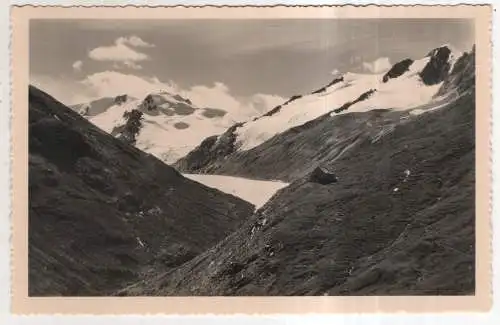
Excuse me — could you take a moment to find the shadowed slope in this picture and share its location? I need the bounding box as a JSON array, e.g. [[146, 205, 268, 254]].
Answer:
[[29, 86, 253, 296]]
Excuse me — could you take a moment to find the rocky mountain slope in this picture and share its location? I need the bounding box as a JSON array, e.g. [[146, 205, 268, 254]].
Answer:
[[119, 45, 476, 295], [71, 91, 253, 164], [29, 86, 253, 296]]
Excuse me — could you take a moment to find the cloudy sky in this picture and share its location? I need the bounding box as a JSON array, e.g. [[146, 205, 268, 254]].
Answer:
[[30, 19, 474, 113]]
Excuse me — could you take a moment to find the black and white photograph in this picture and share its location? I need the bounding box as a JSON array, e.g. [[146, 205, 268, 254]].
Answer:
[[24, 12, 483, 300]]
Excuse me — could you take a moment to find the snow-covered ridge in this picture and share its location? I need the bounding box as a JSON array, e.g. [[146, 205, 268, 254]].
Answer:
[[81, 91, 240, 164], [233, 46, 460, 152]]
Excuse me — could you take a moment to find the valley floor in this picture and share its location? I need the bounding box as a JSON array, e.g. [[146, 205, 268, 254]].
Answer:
[[183, 174, 289, 209]]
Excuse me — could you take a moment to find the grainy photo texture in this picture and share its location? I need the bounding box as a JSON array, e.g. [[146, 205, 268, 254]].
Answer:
[[11, 5, 492, 314]]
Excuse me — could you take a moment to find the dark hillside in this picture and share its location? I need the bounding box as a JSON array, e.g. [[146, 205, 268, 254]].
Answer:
[[29, 86, 253, 296]]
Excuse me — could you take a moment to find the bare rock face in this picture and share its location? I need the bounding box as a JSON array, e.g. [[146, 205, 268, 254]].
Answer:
[[114, 94, 128, 105], [419, 46, 452, 85], [437, 45, 475, 97], [141, 94, 158, 111], [174, 122, 244, 172], [332, 89, 377, 114], [311, 76, 344, 94], [172, 94, 193, 105], [260, 94, 305, 119], [116, 109, 144, 145], [140, 93, 196, 116], [383, 59, 414, 83]]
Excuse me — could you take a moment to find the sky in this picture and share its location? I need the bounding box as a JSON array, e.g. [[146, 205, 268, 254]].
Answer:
[[30, 19, 474, 114]]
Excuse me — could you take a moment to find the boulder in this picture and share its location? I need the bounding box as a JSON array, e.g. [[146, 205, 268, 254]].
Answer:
[[309, 166, 338, 185]]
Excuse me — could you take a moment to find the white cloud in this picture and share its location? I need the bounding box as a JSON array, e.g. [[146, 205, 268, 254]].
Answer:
[[30, 74, 93, 105], [124, 61, 143, 70], [246, 94, 284, 114], [330, 68, 341, 76], [32, 70, 285, 120], [362, 57, 392, 74], [89, 41, 148, 62], [176, 82, 284, 120], [88, 36, 154, 68], [79, 71, 176, 100], [82, 71, 284, 119], [350, 56, 362, 64], [72, 60, 83, 72], [117, 35, 155, 48], [113, 61, 143, 70]]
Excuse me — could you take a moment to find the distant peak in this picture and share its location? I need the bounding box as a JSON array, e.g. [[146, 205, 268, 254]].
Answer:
[[144, 91, 193, 106], [420, 45, 453, 86], [425, 44, 456, 58], [114, 94, 129, 105]]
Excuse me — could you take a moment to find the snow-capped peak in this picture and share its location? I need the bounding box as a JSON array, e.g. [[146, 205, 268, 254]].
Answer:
[[71, 94, 137, 117], [83, 90, 243, 164]]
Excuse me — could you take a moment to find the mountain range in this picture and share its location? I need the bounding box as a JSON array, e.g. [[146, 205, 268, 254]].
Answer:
[[30, 44, 476, 296], [71, 89, 260, 164]]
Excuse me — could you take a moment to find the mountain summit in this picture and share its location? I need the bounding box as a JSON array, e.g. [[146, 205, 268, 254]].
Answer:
[[71, 90, 244, 164]]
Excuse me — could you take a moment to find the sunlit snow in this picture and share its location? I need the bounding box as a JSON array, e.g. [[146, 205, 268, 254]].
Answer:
[[234, 56, 446, 151], [89, 93, 240, 163], [183, 173, 289, 209], [88, 48, 460, 163]]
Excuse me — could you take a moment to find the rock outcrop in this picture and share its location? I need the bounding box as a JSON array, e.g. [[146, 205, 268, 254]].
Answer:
[[174, 122, 244, 172], [115, 109, 144, 145], [332, 89, 377, 114], [261, 94, 304, 118], [311, 76, 344, 94], [383, 59, 414, 83], [437, 45, 475, 97], [420, 46, 452, 85], [114, 94, 128, 105]]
